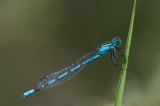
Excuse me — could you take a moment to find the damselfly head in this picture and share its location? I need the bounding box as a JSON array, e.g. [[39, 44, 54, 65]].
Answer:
[[112, 37, 121, 45]]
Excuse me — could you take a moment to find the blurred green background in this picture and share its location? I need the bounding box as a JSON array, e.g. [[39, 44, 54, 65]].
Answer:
[[1, 0, 160, 106]]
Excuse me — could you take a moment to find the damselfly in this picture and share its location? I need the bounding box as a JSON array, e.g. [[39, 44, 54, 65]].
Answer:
[[22, 37, 124, 98]]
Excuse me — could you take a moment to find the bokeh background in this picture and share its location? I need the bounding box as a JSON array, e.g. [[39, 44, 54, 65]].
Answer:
[[1, 0, 160, 106]]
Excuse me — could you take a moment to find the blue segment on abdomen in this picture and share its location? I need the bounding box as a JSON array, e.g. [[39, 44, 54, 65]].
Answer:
[[70, 64, 81, 72], [58, 72, 68, 79], [83, 57, 94, 64], [23, 89, 35, 97], [82, 54, 101, 64], [48, 79, 56, 84], [93, 54, 101, 59]]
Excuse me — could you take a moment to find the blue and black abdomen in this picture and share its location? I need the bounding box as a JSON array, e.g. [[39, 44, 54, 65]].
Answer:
[[37, 50, 100, 89]]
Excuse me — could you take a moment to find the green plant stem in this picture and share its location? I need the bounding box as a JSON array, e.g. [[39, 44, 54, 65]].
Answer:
[[114, 0, 137, 106]]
